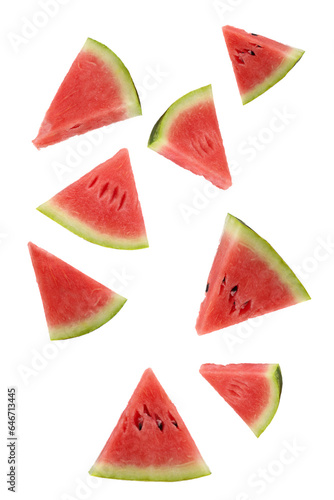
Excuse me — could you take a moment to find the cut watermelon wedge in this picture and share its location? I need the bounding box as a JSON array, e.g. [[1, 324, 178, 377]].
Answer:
[[89, 368, 210, 481], [200, 363, 282, 437], [33, 38, 141, 149], [223, 26, 304, 105], [37, 149, 148, 250], [196, 214, 310, 335], [28, 243, 126, 340], [148, 85, 231, 190]]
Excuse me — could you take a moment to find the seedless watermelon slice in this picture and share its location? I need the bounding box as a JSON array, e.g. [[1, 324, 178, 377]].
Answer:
[[196, 214, 310, 335], [33, 38, 141, 149], [28, 243, 126, 340], [37, 149, 148, 250], [148, 85, 231, 190], [200, 364, 282, 437], [223, 26, 304, 105], [89, 368, 210, 481]]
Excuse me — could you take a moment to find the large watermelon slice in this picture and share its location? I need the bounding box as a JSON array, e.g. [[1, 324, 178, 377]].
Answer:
[[222, 26, 304, 105], [37, 149, 148, 250], [148, 85, 232, 190], [28, 243, 126, 340], [33, 38, 141, 149], [200, 364, 282, 437], [89, 368, 210, 481], [196, 214, 310, 335]]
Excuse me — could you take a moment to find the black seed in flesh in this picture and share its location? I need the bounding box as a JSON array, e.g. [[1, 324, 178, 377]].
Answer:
[[248, 50, 256, 56], [155, 415, 164, 431], [230, 285, 238, 297], [168, 411, 179, 428], [205, 283, 209, 293], [251, 33, 258, 36], [134, 411, 143, 430]]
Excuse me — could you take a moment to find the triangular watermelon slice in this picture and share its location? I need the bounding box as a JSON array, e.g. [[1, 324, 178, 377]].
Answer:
[[37, 149, 148, 250], [222, 25, 304, 105], [28, 243, 127, 340], [200, 364, 282, 437], [148, 85, 232, 190], [89, 368, 210, 481], [196, 214, 310, 335], [33, 38, 141, 149]]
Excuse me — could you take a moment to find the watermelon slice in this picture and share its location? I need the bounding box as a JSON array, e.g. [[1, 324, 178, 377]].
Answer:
[[37, 149, 148, 250], [200, 364, 282, 437], [89, 368, 210, 481], [222, 26, 304, 105], [28, 243, 126, 340], [33, 38, 141, 149], [196, 214, 310, 335], [148, 85, 231, 190]]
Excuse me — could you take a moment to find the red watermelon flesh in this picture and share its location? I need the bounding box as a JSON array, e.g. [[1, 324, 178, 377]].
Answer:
[[148, 85, 231, 190], [223, 26, 304, 104], [37, 149, 148, 250], [33, 38, 141, 149], [196, 214, 310, 335], [28, 243, 126, 340], [89, 368, 210, 481], [200, 363, 282, 437]]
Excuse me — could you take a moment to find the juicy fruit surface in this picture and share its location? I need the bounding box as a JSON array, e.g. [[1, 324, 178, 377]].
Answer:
[[37, 149, 148, 250], [148, 85, 231, 190], [196, 214, 310, 335], [200, 364, 282, 437], [89, 368, 210, 481], [28, 243, 126, 340], [33, 38, 141, 148], [223, 25, 304, 104]]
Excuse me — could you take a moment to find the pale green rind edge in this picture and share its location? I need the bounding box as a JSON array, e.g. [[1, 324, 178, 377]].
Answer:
[[49, 294, 127, 341], [251, 365, 283, 438], [83, 38, 142, 117], [225, 214, 311, 303], [89, 461, 211, 482], [242, 48, 305, 105], [37, 201, 149, 250], [148, 84, 213, 151]]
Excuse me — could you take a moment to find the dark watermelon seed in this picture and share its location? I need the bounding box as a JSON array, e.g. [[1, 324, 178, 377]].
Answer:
[[230, 285, 238, 297], [234, 55, 245, 65], [168, 411, 179, 428], [230, 302, 237, 314], [205, 283, 209, 293], [251, 33, 258, 36], [155, 415, 164, 431], [248, 50, 256, 56], [134, 411, 143, 430]]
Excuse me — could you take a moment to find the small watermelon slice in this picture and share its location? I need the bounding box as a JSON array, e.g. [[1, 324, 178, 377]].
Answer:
[[200, 363, 282, 437], [33, 38, 141, 149], [37, 149, 148, 250], [89, 368, 210, 481], [222, 25, 304, 105], [196, 214, 310, 335], [28, 243, 126, 340], [148, 85, 232, 190]]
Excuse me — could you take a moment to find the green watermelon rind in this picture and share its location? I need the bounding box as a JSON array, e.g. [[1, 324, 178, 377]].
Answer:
[[89, 460, 211, 482], [83, 38, 142, 118], [49, 294, 127, 341], [251, 364, 283, 438], [37, 200, 149, 250], [241, 47, 305, 105], [225, 214, 311, 303], [148, 84, 213, 151]]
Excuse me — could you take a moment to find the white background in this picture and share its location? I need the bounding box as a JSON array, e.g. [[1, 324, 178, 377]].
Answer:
[[1, 0, 334, 499]]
